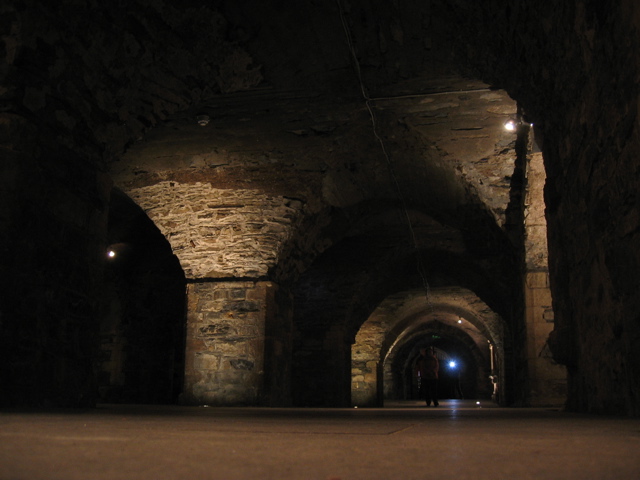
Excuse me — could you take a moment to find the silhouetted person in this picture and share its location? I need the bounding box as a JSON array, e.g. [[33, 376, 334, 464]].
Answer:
[[416, 348, 439, 407]]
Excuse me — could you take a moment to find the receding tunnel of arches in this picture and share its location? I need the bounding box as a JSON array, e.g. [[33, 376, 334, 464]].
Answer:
[[351, 287, 506, 407], [386, 323, 491, 403], [101, 93, 555, 410], [5, 0, 639, 418]]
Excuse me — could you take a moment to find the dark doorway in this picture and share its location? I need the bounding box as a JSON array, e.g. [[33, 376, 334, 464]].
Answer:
[[99, 189, 186, 404]]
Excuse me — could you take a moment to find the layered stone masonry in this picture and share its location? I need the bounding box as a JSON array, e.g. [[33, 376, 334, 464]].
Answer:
[[125, 181, 303, 278], [524, 152, 549, 271], [523, 152, 566, 406], [351, 318, 386, 407], [183, 281, 269, 406]]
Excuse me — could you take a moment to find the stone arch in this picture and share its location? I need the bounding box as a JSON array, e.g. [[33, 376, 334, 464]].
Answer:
[[8, 0, 635, 413], [291, 195, 519, 406], [351, 287, 505, 407], [386, 321, 490, 402], [100, 188, 187, 403]]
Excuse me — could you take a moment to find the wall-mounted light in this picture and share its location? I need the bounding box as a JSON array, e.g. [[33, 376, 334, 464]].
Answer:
[[504, 115, 533, 132], [504, 118, 518, 131], [448, 360, 457, 369], [106, 242, 129, 260]]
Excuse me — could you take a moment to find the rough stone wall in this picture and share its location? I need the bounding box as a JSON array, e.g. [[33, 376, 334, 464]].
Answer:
[[523, 152, 550, 272], [523, 151, 567, 406], [449, 0, 640, 414], [124, 181, 304, 279], [544, 5, 640, 415], [1, 0, 261, 407], [3, 1, 261, 161], [4, 0, 640, 413], [352, 320, 386, 407], [183, 281, 272, 406], [0, 119, 110, 407], [536, 3, 640, 415]]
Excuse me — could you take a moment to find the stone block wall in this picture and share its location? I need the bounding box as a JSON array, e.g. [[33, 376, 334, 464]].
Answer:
[[523, 151, 567, 406], [123, 181, 304, 279], [352, 319, 386, 407], [524, 272, 567, 406], [450, 0, 640, 415], [183, 281, 274, 405], [1, 0, 262, 407]]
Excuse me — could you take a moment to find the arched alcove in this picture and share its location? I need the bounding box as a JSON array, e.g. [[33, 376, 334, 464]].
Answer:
[[100, 189, 187, 404]]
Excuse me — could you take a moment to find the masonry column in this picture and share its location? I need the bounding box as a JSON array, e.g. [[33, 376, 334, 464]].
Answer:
[[351, 350, 379, 407], [183, 280, 276, 406], [524, 146, 567, 406], [351, 320, 386, 407]]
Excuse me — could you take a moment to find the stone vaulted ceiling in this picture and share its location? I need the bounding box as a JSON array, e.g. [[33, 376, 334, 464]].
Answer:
[[5, 0, 640, 414], [112, 2, 516, 277], [109, 0, 522, 361]]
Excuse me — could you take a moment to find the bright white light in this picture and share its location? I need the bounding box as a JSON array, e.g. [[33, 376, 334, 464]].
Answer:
[[107, 250, 116, 258], [504, 119, 517, 131], [457, 319, 462, 324], [449, 361, 457, 369]]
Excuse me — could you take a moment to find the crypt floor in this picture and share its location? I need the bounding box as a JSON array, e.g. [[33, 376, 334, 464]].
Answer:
[[2, 400, 639, 479]]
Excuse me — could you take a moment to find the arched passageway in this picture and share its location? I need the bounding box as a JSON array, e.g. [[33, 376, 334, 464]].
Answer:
[[3, 0, 639, 416], [100, 189, 187, 404], [351, 288, 504, 407]]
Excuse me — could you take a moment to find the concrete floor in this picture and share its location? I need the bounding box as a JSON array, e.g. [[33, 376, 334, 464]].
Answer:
[[1, 400, 639, 480]]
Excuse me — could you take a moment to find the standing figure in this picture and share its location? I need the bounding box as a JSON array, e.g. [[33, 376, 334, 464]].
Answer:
[[415, 347, 440, 407]]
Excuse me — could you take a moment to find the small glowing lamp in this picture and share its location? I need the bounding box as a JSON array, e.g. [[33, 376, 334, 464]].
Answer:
[[449, 360, 457, 369], [504, 119, 517, 131], [107, 250, 116, 258]]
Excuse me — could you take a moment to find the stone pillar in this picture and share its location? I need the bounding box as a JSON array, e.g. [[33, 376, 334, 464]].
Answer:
[[351, 337, 383, 407], [524, 150, 567, 406], [183, 280, 276, 406], [351, 315, 387, 407], [351, 358, 379, 407]]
